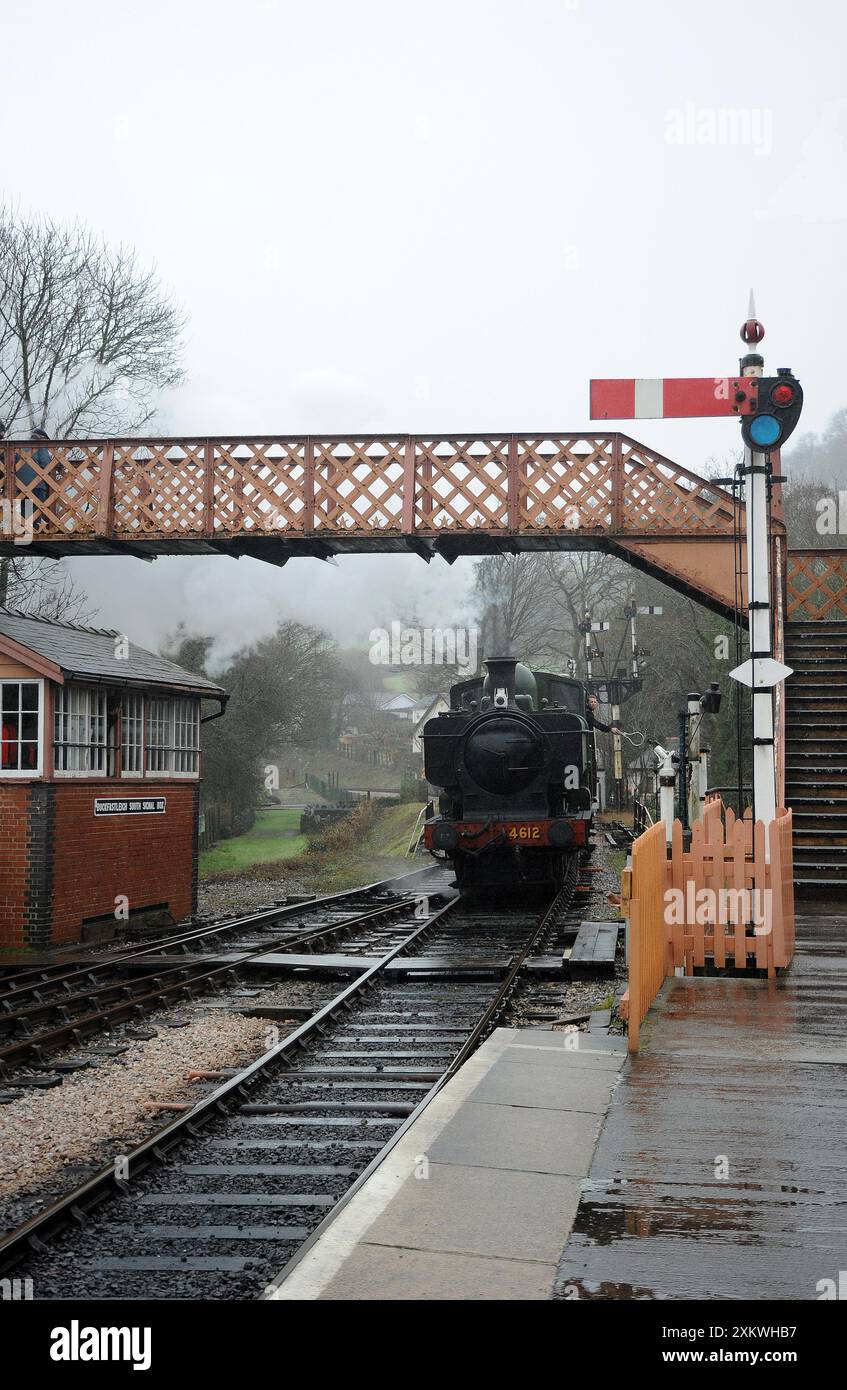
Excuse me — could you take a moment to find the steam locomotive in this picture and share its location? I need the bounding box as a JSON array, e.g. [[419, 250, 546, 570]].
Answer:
[[421, 657, 596, 894]]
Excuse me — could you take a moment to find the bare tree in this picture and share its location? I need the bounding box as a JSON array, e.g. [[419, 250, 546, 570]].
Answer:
[[473, 553, 558, 663], [0, 207, 184, 435], [0, 206, 185, 614], [0, 554, 91, 621], [543, 551, 630, 662]]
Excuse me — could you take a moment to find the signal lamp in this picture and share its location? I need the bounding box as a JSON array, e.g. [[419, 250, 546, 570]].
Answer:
[[749, 414, 782, 447], [741, 373, 803, 452], [771, 382, 795, 406]]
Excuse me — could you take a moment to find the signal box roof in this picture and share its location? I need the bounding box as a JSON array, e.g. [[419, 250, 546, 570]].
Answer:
[[0, 608, 225, 699]]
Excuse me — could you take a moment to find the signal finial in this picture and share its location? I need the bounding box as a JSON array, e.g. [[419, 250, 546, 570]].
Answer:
[[741, 289, 765, 346]]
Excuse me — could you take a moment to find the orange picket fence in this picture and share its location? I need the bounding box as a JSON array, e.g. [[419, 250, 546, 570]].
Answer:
[[621, 802, 795, 1052]]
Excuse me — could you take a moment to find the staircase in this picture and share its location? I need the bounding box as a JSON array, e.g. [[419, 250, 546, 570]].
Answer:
[[784, 620, 847, 894]]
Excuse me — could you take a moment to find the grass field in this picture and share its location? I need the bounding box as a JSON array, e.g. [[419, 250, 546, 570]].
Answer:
[[199, 807, 308, 877], [200, 801, 428, 890]]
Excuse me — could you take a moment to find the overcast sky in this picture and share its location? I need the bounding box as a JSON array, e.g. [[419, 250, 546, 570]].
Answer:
[[4, 0, 845, 665]]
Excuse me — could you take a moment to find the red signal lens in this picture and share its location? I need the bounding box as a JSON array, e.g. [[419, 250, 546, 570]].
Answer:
[[771, 382, 795, 406]]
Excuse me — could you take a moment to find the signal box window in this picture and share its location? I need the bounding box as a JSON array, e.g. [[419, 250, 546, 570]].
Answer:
[[54, 686, 111, 775], [147, 697, 200, 776], [0, 680, 42, 775], [121, 693, 145, 776]]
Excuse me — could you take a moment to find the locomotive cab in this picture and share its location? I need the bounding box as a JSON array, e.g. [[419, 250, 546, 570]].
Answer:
[[422, 657, 595, 894]]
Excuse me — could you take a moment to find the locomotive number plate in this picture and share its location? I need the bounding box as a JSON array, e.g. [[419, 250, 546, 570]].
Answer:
[[506, 823, 542, 841]]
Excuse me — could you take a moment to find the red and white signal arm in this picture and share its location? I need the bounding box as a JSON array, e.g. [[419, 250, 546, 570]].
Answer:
[[590, 377, 758, 420]]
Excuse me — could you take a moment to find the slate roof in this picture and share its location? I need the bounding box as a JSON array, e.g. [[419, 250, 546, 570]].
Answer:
[[0, 609, 225, 698]]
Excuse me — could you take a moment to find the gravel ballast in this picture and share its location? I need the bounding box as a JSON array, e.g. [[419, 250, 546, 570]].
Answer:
[[0, 1012, 269, 1230]]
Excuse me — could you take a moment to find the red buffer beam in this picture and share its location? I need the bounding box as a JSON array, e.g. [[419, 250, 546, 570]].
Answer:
[[591, 377, 758, 420]]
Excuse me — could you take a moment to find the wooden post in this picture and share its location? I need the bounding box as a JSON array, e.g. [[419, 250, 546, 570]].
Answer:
[[95, 442, 115, 538], [203, 440, 215, 538], [3, 443, 15, 502], [507, 434, 519, 533], [611, 434, 624, 531], [402, 436, 416, 534], [303, 438, 315, 532]]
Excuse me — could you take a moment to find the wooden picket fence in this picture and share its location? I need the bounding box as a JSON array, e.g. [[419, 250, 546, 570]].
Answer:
[[621, 801, 795, 1052]]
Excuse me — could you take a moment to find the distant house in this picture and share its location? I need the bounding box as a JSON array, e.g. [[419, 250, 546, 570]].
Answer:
[[371, 691, 432, 722], [412, 693, 449, 754]]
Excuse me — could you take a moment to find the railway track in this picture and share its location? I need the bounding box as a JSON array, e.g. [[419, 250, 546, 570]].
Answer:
[[0, 859, 585, 1299], [0, 870, 444, 1087]]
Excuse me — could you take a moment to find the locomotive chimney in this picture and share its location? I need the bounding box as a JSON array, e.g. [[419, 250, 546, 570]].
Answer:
[[485, 657, 519, 710]]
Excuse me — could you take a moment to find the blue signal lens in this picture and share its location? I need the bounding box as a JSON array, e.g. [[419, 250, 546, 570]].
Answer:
[[749, 414, 782, 447]]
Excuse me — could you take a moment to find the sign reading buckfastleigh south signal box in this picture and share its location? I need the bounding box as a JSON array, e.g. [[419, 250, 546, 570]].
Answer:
[[94, 797, 167, 816]]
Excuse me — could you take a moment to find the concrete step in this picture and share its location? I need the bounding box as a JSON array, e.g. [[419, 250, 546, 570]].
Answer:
[[784, 776, 847, 792], [792, 848, 847, 863], [784, 711, 845, 722], [785, 738, 847, 756], [786, 680, 847, 691], [786, 658, 847, 670], [789, 828, 845, 839], [786, 766, 847, 777], [787, 796, 847, 811], [785, 640, 847, 655], [785, 621, 847, 634]]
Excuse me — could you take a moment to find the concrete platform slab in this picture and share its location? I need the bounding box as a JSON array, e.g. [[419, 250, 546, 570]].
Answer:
[[470, 1059, 619, 1113], [427, 1099, 602, 1175], [313, 1244, 558, 1301], [365, 1161, 582, 1262]]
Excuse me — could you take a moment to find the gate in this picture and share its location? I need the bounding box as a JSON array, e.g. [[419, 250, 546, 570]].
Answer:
[[622, 802, 795, 1052]]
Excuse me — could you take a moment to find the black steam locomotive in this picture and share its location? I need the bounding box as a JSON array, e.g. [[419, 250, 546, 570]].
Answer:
[[422, 657, 596, 894]]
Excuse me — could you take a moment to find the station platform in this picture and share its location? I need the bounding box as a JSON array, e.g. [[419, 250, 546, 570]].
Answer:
[[268, 907, 846, 1302], [268, 1026, 626, 1300]]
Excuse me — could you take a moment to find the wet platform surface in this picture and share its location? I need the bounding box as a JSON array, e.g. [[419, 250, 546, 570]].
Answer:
[[554, 910, 847, 1301]]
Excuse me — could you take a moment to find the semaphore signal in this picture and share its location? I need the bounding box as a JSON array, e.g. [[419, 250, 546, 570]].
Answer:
[[589, 292, 803, 844]]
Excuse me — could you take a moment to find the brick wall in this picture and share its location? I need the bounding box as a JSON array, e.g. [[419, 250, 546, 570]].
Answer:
[[0, 785, 30, 950], [0, 781, 199, 949]]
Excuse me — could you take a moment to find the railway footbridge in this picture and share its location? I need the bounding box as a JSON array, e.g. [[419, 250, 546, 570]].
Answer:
[[3, 428, 845, 818]]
